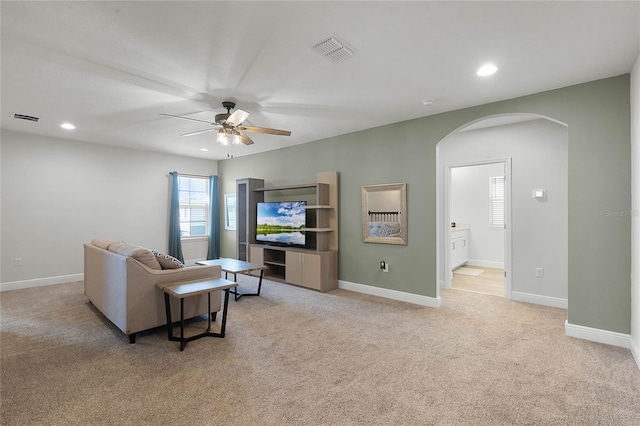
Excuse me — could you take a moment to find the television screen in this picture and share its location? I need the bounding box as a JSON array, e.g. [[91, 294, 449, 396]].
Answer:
[[256, 201, 307, 247]]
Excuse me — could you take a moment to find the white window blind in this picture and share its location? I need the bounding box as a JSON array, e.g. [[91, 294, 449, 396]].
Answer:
[[489, 176, 505, 227], [178, 176, 209, 237]]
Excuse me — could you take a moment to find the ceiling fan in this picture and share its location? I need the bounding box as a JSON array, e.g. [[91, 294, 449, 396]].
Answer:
[[161, 101, 291, 146]]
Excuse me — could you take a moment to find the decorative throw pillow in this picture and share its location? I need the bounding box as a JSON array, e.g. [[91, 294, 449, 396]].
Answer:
[[152, 251, 185, 269]]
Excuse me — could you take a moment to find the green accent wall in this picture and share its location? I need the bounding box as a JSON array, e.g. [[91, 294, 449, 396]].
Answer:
[[218, 75, 631, 334]]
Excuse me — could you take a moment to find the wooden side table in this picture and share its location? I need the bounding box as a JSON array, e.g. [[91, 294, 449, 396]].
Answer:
[[196, 258, 269, 300], [156, 278, 238, 351]]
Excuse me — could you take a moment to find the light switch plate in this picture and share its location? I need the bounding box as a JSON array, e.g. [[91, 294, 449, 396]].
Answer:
[[532, 189, 546, 199]]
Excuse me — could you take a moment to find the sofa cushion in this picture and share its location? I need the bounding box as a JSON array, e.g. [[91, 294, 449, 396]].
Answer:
[[91, 238, 118, 250], [152, 251, 185, 269], [108, 243, 162, 270]]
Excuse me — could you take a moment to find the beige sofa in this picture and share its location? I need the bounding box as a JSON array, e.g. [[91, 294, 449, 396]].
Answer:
[[84, 238, 222, 343]]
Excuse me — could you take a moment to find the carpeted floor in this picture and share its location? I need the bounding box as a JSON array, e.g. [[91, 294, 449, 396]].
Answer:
[[1, 276, 639, 425]]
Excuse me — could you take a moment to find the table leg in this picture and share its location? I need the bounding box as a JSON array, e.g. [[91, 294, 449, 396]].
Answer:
[[220, 288, 231, 337], [206, 291, 211, 333], [180, 298, 185, 351], [256, 270, 264, 296], [164, 292, 173, 340], [233, 273, 240, 301], [232, 270, 265, 301]]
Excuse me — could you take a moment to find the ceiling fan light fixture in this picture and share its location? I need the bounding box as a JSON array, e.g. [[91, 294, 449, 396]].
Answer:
[[231, 131, 242, 145], [217, 129, 229, 146]]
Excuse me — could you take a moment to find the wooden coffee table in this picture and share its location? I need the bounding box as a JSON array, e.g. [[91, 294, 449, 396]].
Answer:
[[156, 278, 238, 351], [196, 258, 269, 301]]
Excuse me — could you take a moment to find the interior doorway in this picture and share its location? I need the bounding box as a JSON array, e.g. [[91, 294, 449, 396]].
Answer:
[[444, 159, 512, 298]]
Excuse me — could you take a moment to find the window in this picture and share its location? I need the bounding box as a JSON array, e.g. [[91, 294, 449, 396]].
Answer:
[[224, 193, 236, 230], [489, 176, 505, 227], [178, 176, 209, 237]]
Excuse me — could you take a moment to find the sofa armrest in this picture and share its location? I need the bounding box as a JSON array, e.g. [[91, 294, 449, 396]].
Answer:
[[84, 243, 129, 329]]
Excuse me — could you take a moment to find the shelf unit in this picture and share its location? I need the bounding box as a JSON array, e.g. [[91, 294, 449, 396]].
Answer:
[[237, 171, 339, 292], [235, 178, 264, 261]]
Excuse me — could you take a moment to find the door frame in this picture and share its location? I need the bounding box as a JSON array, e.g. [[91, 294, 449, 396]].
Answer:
[[443, 157, 512, 298]]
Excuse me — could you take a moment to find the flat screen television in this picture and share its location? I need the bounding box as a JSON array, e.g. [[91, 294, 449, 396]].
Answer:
[[256, 201, 307, 247]]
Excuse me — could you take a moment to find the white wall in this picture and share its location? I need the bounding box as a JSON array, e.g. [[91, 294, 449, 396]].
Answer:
[[0, 130, 217, 288], [631, 54, 640, 367], [0, 132, 2, 283], [439, 118, 568, 304], [451, 163, 505, 268]]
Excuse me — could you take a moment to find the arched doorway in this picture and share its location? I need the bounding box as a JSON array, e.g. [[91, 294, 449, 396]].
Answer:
[[436, 114, 568, 308]]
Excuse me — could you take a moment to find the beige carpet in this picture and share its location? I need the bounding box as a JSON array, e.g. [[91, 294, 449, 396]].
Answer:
[[2, 277, 640, 425]]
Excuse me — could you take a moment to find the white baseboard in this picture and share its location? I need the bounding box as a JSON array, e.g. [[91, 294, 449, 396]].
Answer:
[[466, 259, 505, 269], [631, 337, 640, 370], [338, 280, 441, 308], [511, 291, 568, 309], [0, 273, 84, 292], [565, 320, 631, 349]]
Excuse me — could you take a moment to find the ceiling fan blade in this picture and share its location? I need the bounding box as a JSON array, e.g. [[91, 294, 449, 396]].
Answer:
[[239, 130, 254, 145], [226, 109, 250, 126], [181, 128, 218, 137], [160, 113, 215, 125], [238, 125, 291, 136]]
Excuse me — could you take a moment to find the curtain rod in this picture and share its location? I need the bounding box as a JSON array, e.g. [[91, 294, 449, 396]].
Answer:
[[169, 172, 213, 179]]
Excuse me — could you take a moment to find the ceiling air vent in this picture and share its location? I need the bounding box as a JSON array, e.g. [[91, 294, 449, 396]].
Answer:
[[14, 113, 39, 122], [312, 36, 355, 63]]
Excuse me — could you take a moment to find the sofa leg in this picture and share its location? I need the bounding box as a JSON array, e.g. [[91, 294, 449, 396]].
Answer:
[[129, 333, 136, 344], [211, 312, 217, 322]]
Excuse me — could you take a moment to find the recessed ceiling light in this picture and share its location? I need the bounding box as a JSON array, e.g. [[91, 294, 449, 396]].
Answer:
[[477, 64, 498, 77], [200, 148, 209, 152], [60, 122, 76, 130], [422, 99, 435, 106]]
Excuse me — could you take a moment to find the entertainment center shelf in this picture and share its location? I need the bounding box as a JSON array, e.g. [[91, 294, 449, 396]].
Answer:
[[254, 184, 333, 232], [249, 245, 337, 293], [236, 171, 339, 293]]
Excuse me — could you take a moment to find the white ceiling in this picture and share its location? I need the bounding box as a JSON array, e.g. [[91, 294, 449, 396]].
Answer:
[[2, 1, 639, 161]]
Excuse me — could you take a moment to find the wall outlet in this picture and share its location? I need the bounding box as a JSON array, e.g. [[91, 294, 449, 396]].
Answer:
[[380, 260, 389, 272], [535, 267, 544, 278], [14, 257, 23, 267]]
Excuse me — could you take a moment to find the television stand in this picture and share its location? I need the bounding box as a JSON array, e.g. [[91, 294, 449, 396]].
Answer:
[[249, 244, 337, 292]]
